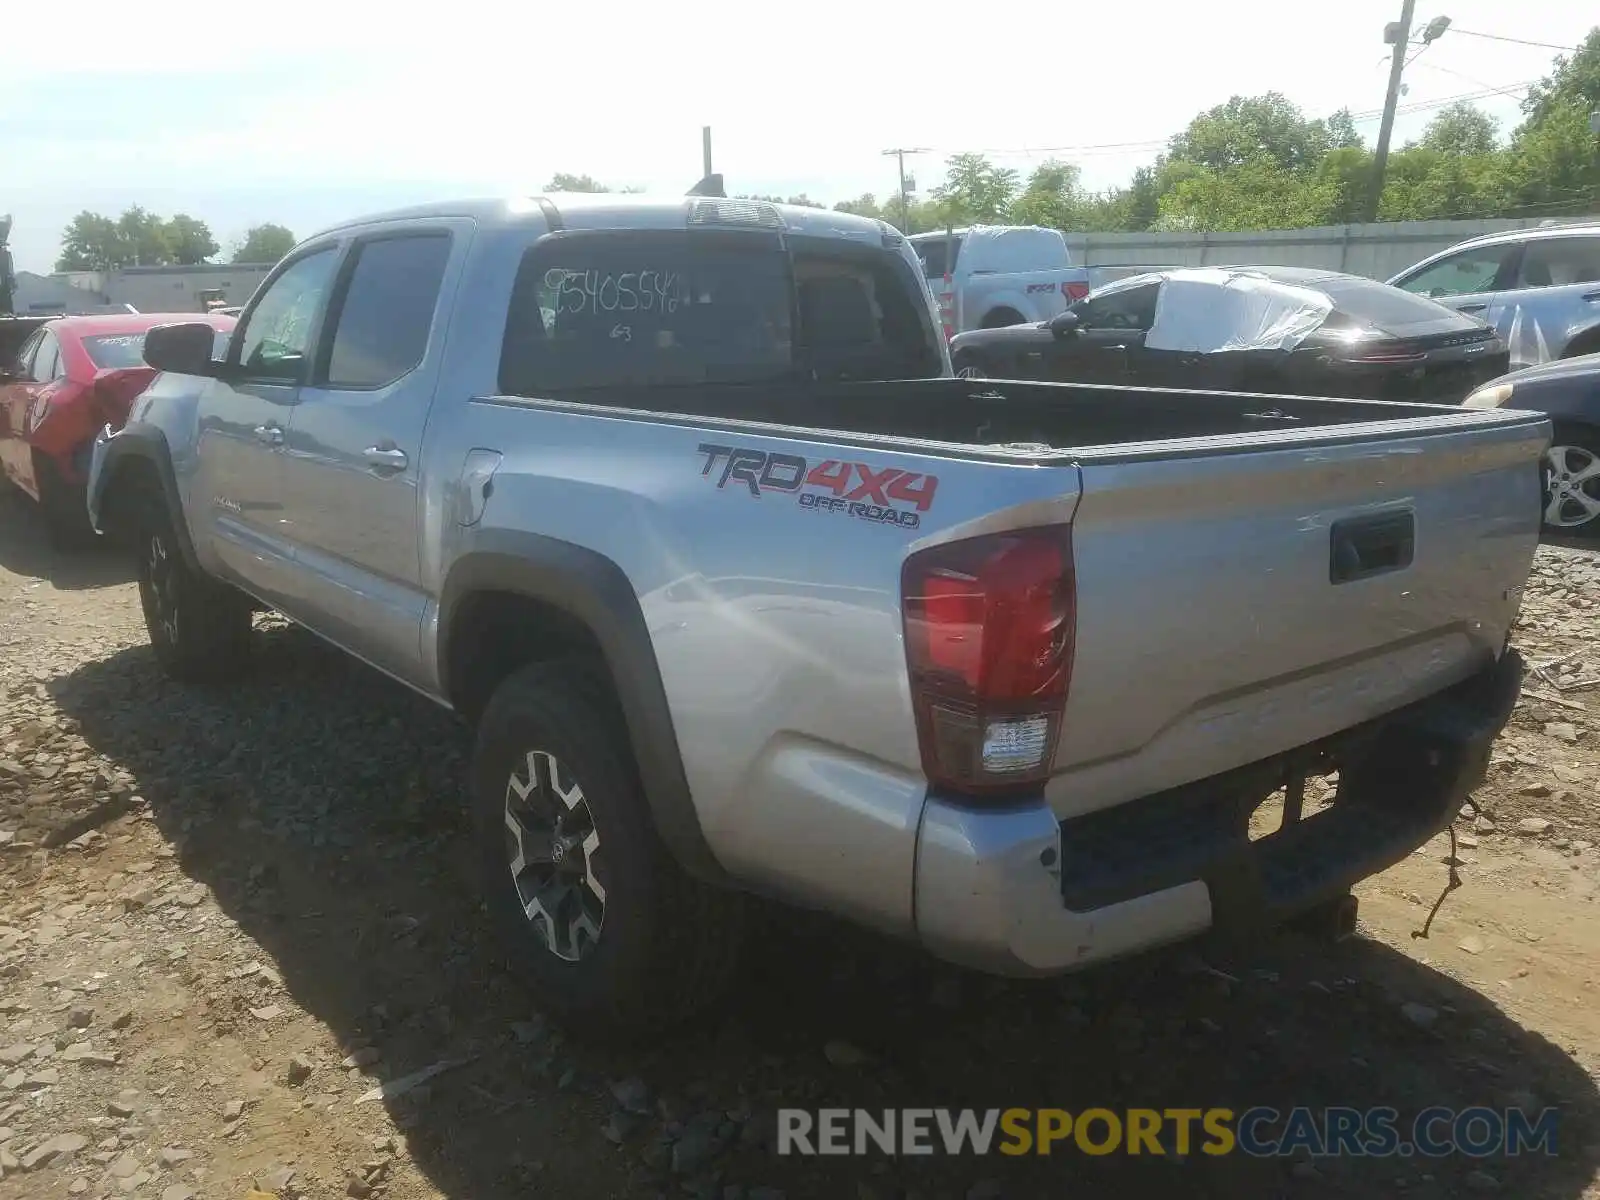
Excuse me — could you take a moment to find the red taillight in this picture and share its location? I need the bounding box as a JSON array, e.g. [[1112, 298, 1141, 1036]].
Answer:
[[902, 524, 1076, 796], [937, 288, 956, 341], [1063, 281, 1090, 303], [1345, 339, 1426, 364]]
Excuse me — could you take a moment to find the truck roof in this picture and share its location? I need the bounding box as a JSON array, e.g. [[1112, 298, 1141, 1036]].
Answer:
[[310, 193, 904, 245]]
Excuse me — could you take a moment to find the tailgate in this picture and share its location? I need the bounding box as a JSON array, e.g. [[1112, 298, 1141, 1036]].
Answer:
[[1047, 408, 1548, 819]]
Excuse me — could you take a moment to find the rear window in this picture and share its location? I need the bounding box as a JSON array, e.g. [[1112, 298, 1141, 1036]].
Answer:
[[84, 329, 232, 370], [1316, 278, 1469, 331], [499, 232, 938, 393], [912, 236, 963, 280]]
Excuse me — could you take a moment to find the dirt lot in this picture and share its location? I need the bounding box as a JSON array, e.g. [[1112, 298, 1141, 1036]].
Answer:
[[0, 492, 1597, 1200]]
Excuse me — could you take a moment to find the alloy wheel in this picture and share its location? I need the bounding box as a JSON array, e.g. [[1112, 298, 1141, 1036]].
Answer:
[[503, 750, 606, 962], [1542, 443, 1600, 530], [146, 534, 181, 644]]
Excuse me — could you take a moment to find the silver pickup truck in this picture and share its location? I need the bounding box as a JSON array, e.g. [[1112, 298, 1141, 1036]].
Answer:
[[87, 194, 1545, 1035]]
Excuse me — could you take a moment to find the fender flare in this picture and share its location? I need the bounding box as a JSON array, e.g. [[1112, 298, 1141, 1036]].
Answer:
[[437, 529, 725, 884], [95, 426, 202, 571]]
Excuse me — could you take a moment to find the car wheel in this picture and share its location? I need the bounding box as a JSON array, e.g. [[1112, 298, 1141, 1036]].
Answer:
[[134, 501, 255, 681], [471, 661, 746, 1037], [953, 351, 986, 380], [1541, 424, 1600, 537]]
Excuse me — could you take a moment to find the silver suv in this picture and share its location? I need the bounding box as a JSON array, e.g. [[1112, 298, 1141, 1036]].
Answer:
[[1388, 222, 1600, 368]]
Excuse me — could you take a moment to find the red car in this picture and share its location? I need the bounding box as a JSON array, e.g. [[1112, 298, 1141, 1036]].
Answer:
[[0, 313, 236, 547]]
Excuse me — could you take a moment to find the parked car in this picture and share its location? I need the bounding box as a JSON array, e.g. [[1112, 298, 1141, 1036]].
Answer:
[[1388, 222, 1600, 368], [0, 312, 235, 546], [949, 265, 1510, 404], [90, 194, 1541, 1035], [1463, 352, 1600, 537], [908, 225, 1095, 337]]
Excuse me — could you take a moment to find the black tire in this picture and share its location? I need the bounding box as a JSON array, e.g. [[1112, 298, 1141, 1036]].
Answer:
[[132, 496, 255, 682], [470, 661, 746, 1038], [1540, 423, 1600, 538], [952, 350, 986, 379], [981, 307, 1025, 329]]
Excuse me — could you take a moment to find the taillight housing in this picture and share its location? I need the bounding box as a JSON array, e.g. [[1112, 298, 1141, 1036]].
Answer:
[[901, 524, 1077, 797], [1062, 281, 1090, 303]]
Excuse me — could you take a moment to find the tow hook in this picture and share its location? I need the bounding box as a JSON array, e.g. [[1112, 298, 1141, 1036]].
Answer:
[[1291, 893, 1359, 943]]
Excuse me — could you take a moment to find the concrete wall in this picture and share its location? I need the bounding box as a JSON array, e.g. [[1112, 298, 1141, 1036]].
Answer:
[[12, 271, 113, 316], [1065, 215, 1600, 282], [101, 264, 273, 314]]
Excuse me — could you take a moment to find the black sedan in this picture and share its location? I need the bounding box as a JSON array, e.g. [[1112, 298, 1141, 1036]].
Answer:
[[948, 266, 1509, 405], [1461, 353, 1600, 537]]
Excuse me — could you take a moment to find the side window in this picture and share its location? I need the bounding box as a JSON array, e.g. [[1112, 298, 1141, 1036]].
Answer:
[[1079, 282, 1159, 331], [321, 234, 452, 389], [234, 248, 338, 382], [12, 331, 43, 378], [1513, 238, 1600, 290], [29, 331, 62, 382], [1394, 247, 1509, 298]]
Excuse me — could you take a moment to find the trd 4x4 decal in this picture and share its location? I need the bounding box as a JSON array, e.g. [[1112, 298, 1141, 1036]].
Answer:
[[697, 443, 939, 530]]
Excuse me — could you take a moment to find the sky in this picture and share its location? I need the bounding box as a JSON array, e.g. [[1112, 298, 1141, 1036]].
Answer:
[[3, 1, 1594, 274]]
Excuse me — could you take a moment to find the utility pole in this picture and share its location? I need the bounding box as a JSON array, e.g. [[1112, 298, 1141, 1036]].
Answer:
[[1367, 0, 1419, 222], [702, 127, 713, 178], [881, 147, 930, 231]]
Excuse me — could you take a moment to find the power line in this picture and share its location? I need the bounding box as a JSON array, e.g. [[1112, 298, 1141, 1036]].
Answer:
[[1446, 28, 1581, 53]]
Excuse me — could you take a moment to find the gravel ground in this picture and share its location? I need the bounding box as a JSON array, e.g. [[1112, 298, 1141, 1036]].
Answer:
[[1, 490, 1599, 1200]]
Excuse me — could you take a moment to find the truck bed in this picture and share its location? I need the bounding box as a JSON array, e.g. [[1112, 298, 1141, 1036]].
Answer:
[[542, 376, 1539, 459], [511, 374, 1546, 829]]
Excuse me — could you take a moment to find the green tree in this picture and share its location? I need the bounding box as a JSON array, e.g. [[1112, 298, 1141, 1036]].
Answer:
[[1507, 28, 1600, 214], [232, 223, 297, 265], [1167, 92, 1332, 173], [118, 206, 174, 266], [56, 211, 126, 271], [932, 153, 1019, 224], [545, 173, 610, 192], [1010, 160, 1083, 230], [163, 214, 219, 264], [1157, 159, 1336, 231], [737, 193, 825, 208], [1322, 108, 1365, 152], [1522, 27, 1600, 127], [833, 194, 883, 219], [1418, 102, 1500, 157]]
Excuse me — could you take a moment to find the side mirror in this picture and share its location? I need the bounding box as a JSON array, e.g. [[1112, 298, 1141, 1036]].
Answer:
[[1048, 309, 1082, 337], [143, 322, 220, 377]]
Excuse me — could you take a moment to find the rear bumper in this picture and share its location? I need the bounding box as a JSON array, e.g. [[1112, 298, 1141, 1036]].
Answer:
[[912, 648, 1523, 975]]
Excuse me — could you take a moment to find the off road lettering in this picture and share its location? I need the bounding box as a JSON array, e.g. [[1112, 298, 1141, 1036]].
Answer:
[[698, 444, 939, 526]]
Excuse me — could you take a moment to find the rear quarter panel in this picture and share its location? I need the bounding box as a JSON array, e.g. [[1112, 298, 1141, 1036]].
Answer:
[[428, 391, 1080, 929]]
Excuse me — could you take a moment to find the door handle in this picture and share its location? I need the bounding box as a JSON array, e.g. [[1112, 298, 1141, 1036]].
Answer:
[[363, 446, 409, 472], [253, 424, 283, 446], [1458, 303, 1488, 314]]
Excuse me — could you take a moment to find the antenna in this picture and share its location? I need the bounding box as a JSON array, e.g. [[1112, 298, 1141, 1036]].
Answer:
[[687, 174, 726, 198]]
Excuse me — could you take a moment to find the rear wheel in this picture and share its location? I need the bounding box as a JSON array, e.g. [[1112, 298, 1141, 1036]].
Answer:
[[471, 662, 746, 1037], [1541, 424, 1600, 537], [133, 497, 255, 681], [952, 350, 987, 379], [981, 307, 1025, 329]]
